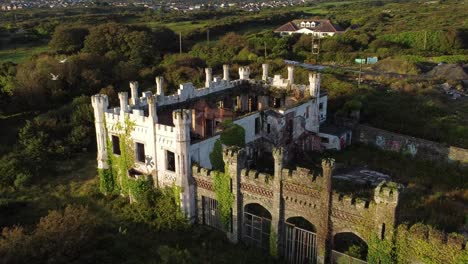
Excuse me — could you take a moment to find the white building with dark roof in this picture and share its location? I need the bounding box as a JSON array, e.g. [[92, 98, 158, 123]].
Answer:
[[274, 19, 344, 37]]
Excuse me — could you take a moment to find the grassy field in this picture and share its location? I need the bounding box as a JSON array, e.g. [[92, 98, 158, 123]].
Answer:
[[0, 45, 49, 63], [294, 0, 363, 15]]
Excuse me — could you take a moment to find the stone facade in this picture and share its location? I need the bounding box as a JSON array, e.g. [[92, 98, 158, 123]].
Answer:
[[92, 64, 338, 222], [193, 147, 402, 263]]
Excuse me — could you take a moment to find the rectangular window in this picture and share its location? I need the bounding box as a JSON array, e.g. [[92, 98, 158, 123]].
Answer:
[[166, 150, 176, 172], [112, 135, 121, 155], [321, 137, 329, 143], [205, 119, 214, 137], [135, 142, 145, 163], [267, 124, 271, 134], [255, 117, 261, 134], [306, 106, 310, 118], [319, 103, 323, 110]]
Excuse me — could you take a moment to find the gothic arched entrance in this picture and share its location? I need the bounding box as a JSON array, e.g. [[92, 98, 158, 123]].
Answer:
[[284, 216, 318, 264], [243, 203, 272, 250]]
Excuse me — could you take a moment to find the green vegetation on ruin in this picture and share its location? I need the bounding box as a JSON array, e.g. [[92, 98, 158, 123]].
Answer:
[[0, 0, 467, 262]]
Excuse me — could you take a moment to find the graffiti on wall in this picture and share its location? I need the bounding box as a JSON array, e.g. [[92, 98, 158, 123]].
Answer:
[[374, 136, 418, 157]]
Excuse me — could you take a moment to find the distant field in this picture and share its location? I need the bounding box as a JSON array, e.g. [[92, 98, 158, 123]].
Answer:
[[132, 20, 209, 35], [0, 45, 49, 63], [295, 0, 361, 15]]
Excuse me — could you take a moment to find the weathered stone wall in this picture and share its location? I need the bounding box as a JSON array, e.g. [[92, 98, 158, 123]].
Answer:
[[354, 124, 468, 165], [192, 147, 386, 263]]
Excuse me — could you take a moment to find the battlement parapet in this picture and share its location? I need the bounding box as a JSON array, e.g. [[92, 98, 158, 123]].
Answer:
[[156, 124, 175, 133], [172, 109, 191, 122], [192, 165, 214, 179], [332, 192, 372, 210], [91, 94, 109, 108], [282, 167, 325, 188], [374, 181, 402, 204], [240, 168, 272, 186]]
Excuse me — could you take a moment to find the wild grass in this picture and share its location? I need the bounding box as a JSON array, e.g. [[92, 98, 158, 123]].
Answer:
[[0, 45, 49, 63]]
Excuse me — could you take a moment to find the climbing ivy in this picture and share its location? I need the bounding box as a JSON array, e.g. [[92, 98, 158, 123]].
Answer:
[[209, 122, 245, 172], [213, 167, 233, 230], [114, 117, 136, 196], [269, 230, 278, 257], [367, 234, 394, 264], [98, 115, 151, 200], [219, 122, 245, 147], [127, 177, 153, 202], [395, 224, 468, 264], [209, 140, 225, 172], [98, 168, 114, 195], [172, 183, 182, 208]]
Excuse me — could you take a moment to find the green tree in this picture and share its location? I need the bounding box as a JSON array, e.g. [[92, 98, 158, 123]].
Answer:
[[49, 26, 89, 54]]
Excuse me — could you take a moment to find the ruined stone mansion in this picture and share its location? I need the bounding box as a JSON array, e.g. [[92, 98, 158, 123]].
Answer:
[[92, 65, 400, 263]]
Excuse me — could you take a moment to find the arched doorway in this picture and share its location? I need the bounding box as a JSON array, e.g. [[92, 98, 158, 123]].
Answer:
[[243, 203, 272, 250], [332, 232, 368, 263], [284, 217, 318, 264]]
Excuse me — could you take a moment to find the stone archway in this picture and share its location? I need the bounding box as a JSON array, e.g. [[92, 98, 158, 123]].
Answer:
[[332, 232, 368, 263], [284, 216, 318, 264], [243, 203, 272, 250]]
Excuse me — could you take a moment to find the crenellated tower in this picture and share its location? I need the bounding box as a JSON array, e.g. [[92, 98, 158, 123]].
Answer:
[[239, 66, 250, 80], [91, 94, 109, 169], [172, 109, 195, 219], [374, 181, 402, 240]]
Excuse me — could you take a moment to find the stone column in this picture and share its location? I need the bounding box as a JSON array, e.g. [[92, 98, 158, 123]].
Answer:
[[223, 64, 230, 81], [118, 92, 129, 115], [223, 147, 245, 243], [271, 147, 284, 257], [91, 95, 109, 170], [316, 158, 334, 264], [130, 81, 139, 106], [262, 63, 269, 81], [205, 68, 212, 87], [156, 76, 164, 96], [147, 94, 157, 123], [287, 65, 294, 85]]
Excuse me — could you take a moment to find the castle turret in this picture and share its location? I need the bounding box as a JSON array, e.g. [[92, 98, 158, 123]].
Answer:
[[223, 64, 230, 81], [156, 76, 164, 96], [287, 65, 294, 85], [130, 81, 139, 106], [172, 109, 194, 219], [205, 68, 212, 87], [239, 66, 250, 80], [374, 181, 402, 241], [262, 63, 269, 81], [91, 94, 109, 169], [309, 73, 320, 98], [147, 94, 157, 123], [118, 92, 129, 115]]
